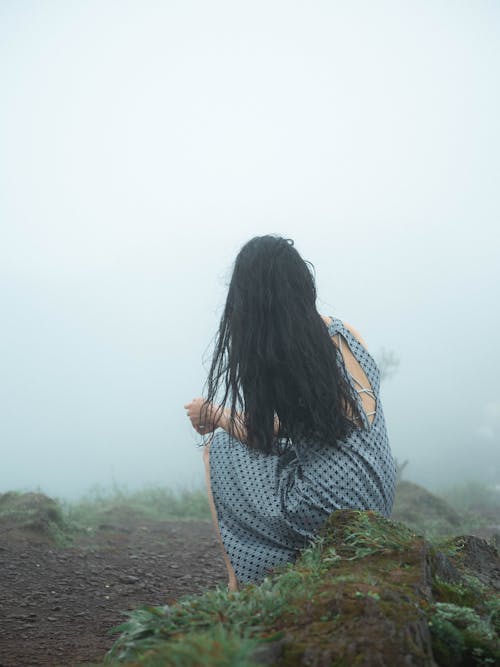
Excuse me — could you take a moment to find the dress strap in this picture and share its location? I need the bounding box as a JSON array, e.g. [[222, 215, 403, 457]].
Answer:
[[325, 315, 381, 420], [326, 316, 346, 338]]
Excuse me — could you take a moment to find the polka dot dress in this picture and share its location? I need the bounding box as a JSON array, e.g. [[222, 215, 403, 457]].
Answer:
[[209, 317, 396, 584]]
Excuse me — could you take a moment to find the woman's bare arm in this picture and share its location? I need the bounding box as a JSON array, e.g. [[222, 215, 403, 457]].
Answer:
[[185, 397, 248, 440], [185, 397, 279, 443]]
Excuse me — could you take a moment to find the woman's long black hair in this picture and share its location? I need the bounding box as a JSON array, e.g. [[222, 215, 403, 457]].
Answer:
[[206, 235, 362, 453]]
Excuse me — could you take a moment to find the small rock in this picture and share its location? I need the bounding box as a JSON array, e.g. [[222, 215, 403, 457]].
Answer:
[[118, 575, 139, 584]]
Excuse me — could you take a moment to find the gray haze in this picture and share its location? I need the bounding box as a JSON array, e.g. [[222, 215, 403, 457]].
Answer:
[[1, 1, 499, 499]]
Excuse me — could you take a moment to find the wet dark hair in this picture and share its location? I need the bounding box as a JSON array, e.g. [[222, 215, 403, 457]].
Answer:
[[206, 235, 361, 453]]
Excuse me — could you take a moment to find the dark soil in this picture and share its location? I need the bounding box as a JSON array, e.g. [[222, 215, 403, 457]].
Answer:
[[0, 519, 226, 667]]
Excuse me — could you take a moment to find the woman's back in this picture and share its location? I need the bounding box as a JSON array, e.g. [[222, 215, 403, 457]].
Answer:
[[186, 235, 396, 586], [208, 316, 396, 584]]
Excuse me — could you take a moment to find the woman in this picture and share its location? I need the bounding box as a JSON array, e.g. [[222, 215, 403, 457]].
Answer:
[[185, 235, 396, 590]]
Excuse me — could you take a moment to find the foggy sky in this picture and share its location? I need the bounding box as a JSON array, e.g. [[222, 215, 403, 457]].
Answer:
[[1, 0, 499, 499]]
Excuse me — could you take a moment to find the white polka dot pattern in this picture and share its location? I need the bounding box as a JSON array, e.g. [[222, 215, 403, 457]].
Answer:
[[209, 317, 396, 584]]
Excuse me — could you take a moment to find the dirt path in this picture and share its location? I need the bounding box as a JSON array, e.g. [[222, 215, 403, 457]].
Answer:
[[0, 520, 226, 667]]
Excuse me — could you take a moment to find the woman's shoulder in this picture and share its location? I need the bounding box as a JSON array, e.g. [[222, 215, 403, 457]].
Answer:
[[343, 322, 367, 347], [321, 315, 367, 348]]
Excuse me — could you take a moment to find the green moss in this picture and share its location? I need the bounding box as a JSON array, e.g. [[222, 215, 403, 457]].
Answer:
[[432, 576, 481, 607], [116, 625, 262, 667], [429, 603, 500, 665], [429, 615, 465, 665], [485, 597, 500, 634], [321, 509, 418, 559], [434, 536, 466, 558]]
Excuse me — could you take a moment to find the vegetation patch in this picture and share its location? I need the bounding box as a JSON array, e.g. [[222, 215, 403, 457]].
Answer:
[[0, 491, 72, 545], [104, 510, 500, 666], [429, 603, 500, 666], [64, 484, 210, 530], [1, 486, 211, 547]]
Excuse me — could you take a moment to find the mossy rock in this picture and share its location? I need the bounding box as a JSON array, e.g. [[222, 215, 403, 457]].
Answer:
[[273, 511, 436, 666], [0, 491, 67, 543]]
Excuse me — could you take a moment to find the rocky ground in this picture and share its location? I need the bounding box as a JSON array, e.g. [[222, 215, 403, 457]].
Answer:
[[1, 482, 499, 667], [0, 518, 226, 667]]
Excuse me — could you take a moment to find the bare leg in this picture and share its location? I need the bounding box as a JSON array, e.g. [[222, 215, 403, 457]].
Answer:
[[203, 442, 238, 592]]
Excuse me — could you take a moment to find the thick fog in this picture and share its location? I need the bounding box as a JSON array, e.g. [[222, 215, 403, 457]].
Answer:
[[1, 1, 499, 499]]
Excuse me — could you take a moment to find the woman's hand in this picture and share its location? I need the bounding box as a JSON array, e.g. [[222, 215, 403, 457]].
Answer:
[[184, 397, 221, 435]]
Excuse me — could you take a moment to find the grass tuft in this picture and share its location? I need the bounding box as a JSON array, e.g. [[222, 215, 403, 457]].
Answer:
[[63, 484, 210, 530]]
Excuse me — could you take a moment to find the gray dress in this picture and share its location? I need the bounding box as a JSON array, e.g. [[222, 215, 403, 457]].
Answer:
[[209, 317, 396, 584]]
